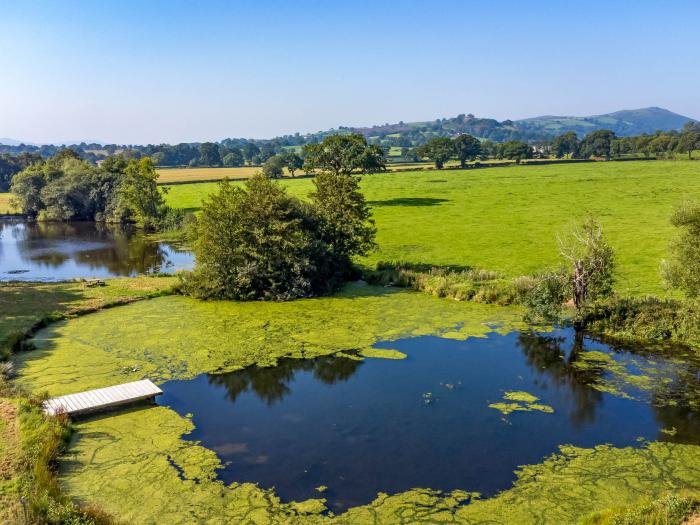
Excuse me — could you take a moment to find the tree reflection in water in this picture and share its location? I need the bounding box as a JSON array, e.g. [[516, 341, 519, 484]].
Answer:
[[1, 220, 192, 279], [207, 354, 363, 405]]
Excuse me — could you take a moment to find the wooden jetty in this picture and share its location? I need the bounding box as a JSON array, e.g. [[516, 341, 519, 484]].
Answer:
[[43, 379, 163, 417]]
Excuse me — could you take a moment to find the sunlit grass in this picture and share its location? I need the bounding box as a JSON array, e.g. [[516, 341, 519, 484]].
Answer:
[[165, 160, 700, 295]]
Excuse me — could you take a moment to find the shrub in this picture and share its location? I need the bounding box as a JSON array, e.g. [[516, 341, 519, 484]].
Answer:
[[578, 492, 700, 525], [580, 296, 700, 348], [662, 199, 700, 298], [521, 270, 569, 323]]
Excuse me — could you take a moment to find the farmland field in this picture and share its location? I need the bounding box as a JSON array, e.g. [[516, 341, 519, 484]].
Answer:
[[0, 193, 17, 214], [165, 160, 700, 295]]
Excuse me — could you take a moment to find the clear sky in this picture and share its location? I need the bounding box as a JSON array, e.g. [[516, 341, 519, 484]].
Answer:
[[1, 0, 698, 144]]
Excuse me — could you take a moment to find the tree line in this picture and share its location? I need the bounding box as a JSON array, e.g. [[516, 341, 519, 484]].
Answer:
[[10, 149, 182, 230]]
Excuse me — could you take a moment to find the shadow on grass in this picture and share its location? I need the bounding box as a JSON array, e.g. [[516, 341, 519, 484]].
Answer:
[[368, 197, 449, 207]]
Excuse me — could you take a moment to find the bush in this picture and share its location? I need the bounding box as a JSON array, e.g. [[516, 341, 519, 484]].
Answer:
[[365, 262, 518, 305], [662, 199, 700, 298], [578, 492, 700, 525], [521, 270, 569, 323], [580, 296, 700, 348]]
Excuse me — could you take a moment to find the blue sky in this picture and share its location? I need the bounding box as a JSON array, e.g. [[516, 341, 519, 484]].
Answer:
[[1, 0, 698, 144]]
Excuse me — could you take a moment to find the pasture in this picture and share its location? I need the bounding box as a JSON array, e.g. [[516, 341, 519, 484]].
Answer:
[[165, 160, 700, 295]]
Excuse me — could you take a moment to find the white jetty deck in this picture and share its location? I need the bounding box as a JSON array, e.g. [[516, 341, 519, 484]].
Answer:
[[43, 379, 163, 417]]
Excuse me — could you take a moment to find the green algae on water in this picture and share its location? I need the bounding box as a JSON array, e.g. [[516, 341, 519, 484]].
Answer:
[[61, 406, 700, 524], [16, 284, 525, 397], [489, 391, 554, 415]]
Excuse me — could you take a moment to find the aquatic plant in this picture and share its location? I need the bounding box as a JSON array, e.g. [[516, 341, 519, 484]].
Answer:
[[488, 391, 554, 415]]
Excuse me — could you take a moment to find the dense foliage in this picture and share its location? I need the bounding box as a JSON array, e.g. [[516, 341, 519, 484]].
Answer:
[[0, 152, 41, 192], [662, 199, 700, 297], [523, 217, 615, 322], [302, 134, 385, 176], [183, 173, 375, 300], [10, 151, 179, 229]]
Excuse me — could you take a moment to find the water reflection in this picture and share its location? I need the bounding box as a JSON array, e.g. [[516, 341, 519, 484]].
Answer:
[[159, 328, 700, 510], [0, 220, 193, 281], [209, 355, 363, 405]]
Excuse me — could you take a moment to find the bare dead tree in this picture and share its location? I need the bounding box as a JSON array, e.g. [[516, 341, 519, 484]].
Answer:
[[558, 216, 615, 309]]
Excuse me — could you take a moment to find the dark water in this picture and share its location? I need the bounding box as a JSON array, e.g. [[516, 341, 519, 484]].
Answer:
[[158, 329, 700, 511], [0, 220, 193, 281]]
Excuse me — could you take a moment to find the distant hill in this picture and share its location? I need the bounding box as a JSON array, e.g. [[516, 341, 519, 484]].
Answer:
[[515, 107, 693, 137], [0, 138, 25, 146], [0, 107, 696, 162]]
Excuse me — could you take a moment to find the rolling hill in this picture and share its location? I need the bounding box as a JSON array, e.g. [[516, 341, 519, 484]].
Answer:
[[515, 107, 693, 137]]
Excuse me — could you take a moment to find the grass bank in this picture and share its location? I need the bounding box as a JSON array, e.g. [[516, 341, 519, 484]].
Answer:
[[164, 160, 700, 296], [0, 276, 177, 524], [0, 276, 179, 360]]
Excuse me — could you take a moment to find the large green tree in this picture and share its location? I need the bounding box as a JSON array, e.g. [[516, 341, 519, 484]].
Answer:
[[662, 199, 700, 297], [222, 148, 244, 167], [199, 142, 222, 167], [310, 171, 376, 265], [262, 154, 286, 179], [577, 130, 615, 159], [184, 172, 376, 300], [498, 140, 532, 162], [416, 137, 454, 169], [117, 158, 170, 229], [551, 132, 579, 159], [453, 134, 481, 167], [282, 151, 304, 177], [184, 176, 321, 300], [677, 131, 700, 160], [302, 134, 385, 176], [0, 152, 42, 192]]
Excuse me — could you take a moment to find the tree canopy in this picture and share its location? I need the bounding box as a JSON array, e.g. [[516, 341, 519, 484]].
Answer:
[[453, 134, 481, 167], [302, 134, 385, 176], [10, 152, 177, 229], [578, 130, 616, 159], [662, 199, 700, 297], [551, 132, 579, 159], [183, 173, 376, 300], [416, 137, 454, 169]]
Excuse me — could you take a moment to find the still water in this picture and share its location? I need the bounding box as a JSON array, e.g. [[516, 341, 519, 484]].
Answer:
[[159, 328, 700, 511], [0, 220, 193, 281]]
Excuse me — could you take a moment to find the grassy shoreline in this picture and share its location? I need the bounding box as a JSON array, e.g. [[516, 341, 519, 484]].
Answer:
[[0, 276, 177, 524]]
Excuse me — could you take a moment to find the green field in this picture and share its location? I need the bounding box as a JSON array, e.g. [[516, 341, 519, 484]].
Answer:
[[0, 193, 17, 214], [5, 159, 700, 524], [165, 160, 700, 295]]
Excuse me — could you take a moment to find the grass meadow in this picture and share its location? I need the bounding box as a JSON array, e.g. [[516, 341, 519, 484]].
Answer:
[[165, 160, 700, 296]]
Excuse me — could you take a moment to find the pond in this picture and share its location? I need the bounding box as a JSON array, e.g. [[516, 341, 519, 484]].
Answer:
[[0, 220, 193, 281], [158, 328, 700, 512]]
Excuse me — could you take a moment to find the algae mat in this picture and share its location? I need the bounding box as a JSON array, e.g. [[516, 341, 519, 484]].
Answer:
[[14, 286, 700, 523], [16, 284, 524, 396]]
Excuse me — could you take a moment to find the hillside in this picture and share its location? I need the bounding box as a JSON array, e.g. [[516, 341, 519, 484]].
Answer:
[[516, 107, 693, 137], [1, 108, 695, 160]]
